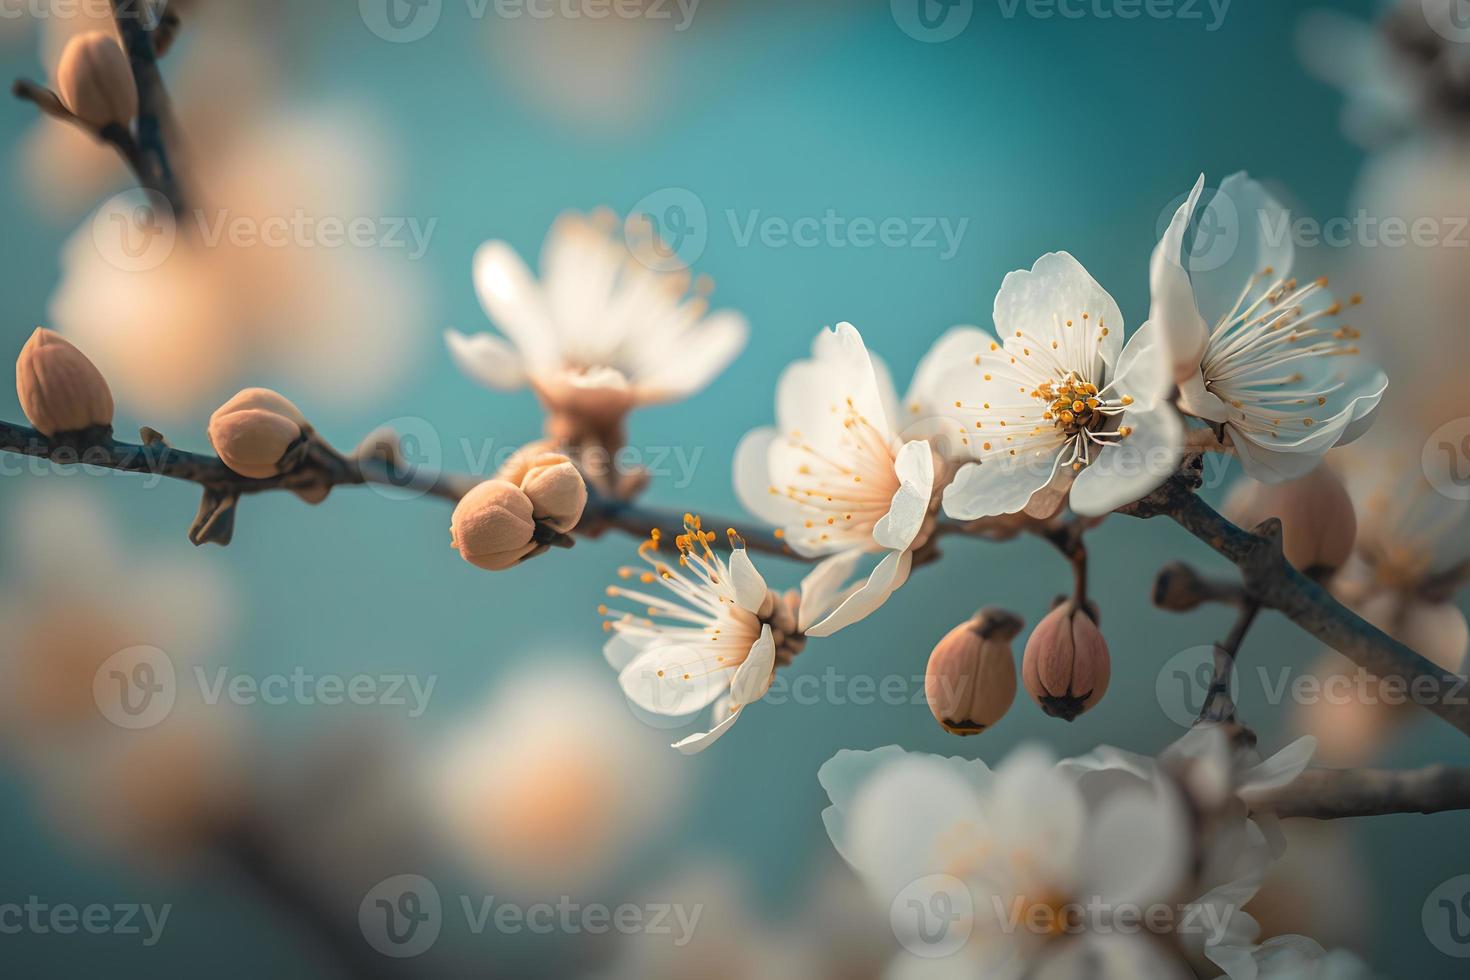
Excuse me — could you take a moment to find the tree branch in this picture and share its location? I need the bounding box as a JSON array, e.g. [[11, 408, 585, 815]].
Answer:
[[1262, 766, 1470, 820], [110, 0, 187, 214], [1122, 471, 1470, 738]]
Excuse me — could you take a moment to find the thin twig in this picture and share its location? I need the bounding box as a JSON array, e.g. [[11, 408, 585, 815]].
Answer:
[[1122, 470, 1470, 738], [110, 0, 187, 213], [1197, 599, 1260, 727], [1262, 766, 1470, 820]]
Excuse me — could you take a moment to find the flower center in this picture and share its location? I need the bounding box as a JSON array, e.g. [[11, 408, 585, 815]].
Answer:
[[1030, 370, 1134, 470]]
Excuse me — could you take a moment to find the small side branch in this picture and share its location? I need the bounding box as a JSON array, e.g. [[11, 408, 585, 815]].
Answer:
[[110, 0, 187, 213], [1123, 471, 1470, 739], [1263, 766, 1470, 820]]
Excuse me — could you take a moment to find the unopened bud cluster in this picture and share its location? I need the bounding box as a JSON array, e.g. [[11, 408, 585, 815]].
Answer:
[[449, 447, 589, 570], [208, 388, 311, 480]]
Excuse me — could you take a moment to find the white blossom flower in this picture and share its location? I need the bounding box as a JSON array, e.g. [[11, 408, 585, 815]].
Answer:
[[1065, 727, 1320, 979], [1150, 174, 1388, 483], [446, 210, 747, 436], [932, 251, 1183, 520], [733, 323, 939, 637], [602, 515, 815, 754], [819, 744, 1197, 979]]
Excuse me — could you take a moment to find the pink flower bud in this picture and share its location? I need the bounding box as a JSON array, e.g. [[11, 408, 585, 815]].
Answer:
[[451, 479, 538, 571], [15, 327, 114, 437], [517, 453, 588, 534], [925, 608, 1022, 735], [1224, 466, 1356, 575], [56, 31, 138, 129], [208, 388, 308, 480], [1022, 601, 1110, 721]]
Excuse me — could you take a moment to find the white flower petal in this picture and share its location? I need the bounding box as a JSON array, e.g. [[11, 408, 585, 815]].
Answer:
[[798, 549, 866, 633], [1187, 173, 1296, 331], [732, 427, 793, 528], [472, 240, 560, 371], [842, 754, 988, 900], [444, 329, 528, 391], [603, 631, 647, 671], [729, 625, 775, 705], [942, 443, 1065, 521], [873, 440, 934, 552], [994, 252, 1125, 374], [634, 309, 748, 400], [672, 703, 743, 754], [1238, 736, 1317, 804], [1068, 403, 1184, 518], [804, 549, 912, 638], [726, 547, 768, 614], [905, 325, 992, 416], [1078, 787, 1188, 908], [618, 644, 732, 717], [1150, 174, 1211, 382]]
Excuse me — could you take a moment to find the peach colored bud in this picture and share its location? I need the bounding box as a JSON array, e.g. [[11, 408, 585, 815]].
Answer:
[[518, 453, 588, 534], [451, 479, 538, 571], [925, 608, 1022, 735], [1224, 467, 1356, 575], [15, 327, 114, 437], [208, 401, 304, 480], [494, 439, 559, 486], [1022, 601, 1110, 722], [56, 32, 138, 129], [211, 386, 310, 429]]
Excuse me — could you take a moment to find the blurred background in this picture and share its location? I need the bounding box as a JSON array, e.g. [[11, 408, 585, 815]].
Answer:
[[1, 0, 1468, 975]]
